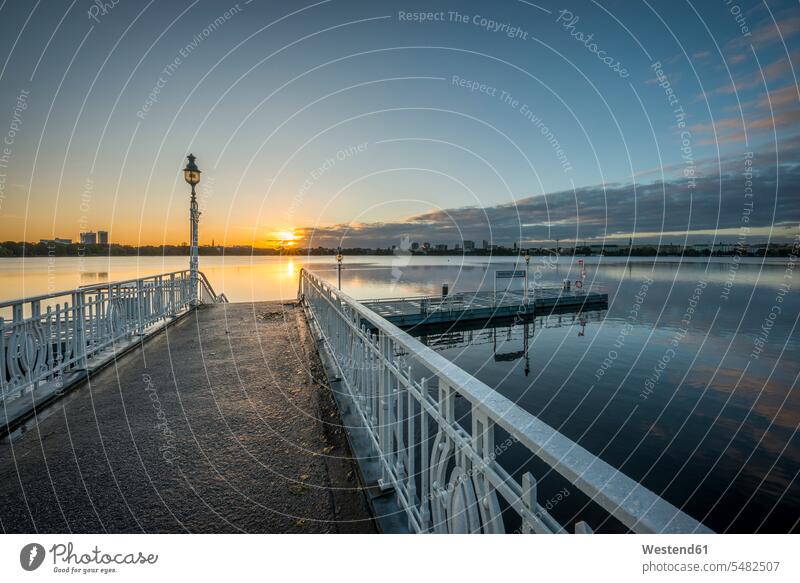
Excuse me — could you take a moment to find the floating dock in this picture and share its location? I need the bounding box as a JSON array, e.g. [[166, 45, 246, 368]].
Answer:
[[361, 287, 608, 328]]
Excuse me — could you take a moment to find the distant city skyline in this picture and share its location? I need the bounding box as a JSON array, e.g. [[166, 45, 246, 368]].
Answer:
[[0, 1, 798, 248]]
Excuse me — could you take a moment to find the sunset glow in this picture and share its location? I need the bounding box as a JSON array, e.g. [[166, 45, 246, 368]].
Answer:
[[1, 0, 799, 555]]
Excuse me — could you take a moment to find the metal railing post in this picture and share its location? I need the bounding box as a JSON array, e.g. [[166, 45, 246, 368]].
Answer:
[[11, 303, 25, 397], [136, 279, 145, 335], [377, 332, 392, 490], [73, 291, 87, 371], [169, 273, 176, 316]]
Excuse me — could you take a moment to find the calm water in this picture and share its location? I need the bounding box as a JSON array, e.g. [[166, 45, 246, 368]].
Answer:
[[3, 255, 799, 532]]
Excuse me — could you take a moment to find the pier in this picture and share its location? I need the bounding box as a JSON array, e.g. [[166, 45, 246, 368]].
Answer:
[[0, 265, 711, 534], [0, 297, 374, 533]]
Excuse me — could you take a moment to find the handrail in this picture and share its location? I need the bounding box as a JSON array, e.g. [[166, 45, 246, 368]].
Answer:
[[0, 270, 227, 309], [1, 269, 225, 403], [199, 271, 228, 303], [299, 268, 712, 534], [0, 269, 193, 309]]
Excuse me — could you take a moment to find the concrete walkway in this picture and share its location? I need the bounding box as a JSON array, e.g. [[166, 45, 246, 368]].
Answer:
[[0, 302, 375, 533]]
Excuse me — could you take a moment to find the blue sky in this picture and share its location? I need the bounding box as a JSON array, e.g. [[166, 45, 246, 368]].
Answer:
[[0, 0, 798, 246]]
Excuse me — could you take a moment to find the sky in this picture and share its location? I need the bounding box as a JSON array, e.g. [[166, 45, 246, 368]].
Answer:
[[0, 0, 798, 248]]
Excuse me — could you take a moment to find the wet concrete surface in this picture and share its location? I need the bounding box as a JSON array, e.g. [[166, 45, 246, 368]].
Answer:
[[0, 302, 376, 533]]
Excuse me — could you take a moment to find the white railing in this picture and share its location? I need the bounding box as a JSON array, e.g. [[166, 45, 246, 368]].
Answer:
[[0, 270, 225, 403], [299, 269, 712, 534]]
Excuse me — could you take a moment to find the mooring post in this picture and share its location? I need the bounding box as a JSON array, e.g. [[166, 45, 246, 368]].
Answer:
[[523, 249, 530, 306]]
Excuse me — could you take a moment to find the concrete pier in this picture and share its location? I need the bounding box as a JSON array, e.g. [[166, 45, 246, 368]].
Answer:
[[0, 302, 375, 533]]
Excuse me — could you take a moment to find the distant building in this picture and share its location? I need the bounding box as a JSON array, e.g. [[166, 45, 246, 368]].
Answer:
[[482, 240, 489, 250], [80, 231, 97, 245], [463, 240, 475, 251], [411, 241, 419, 251], [40, 238, 72, 245], [435, 244, 448, 251], [98, 230, 109, 244]]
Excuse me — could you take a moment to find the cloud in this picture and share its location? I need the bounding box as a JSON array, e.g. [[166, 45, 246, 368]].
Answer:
[[753, 14, 800, 44], [707, 50, 798, 96], [300, 144, 800, 247], [694, 108, 800, 146], [729, 14, 800, 48], [757, 84, 800, 109], [693, 89, 800, 145], [727, 53, 748, 65]]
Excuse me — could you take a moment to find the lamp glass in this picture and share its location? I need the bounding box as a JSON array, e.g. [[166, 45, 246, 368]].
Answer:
[[184, 169, 201, 185]]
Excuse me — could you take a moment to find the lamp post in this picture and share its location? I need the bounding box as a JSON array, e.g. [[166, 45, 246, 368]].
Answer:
[[183, 154, 201, 305], [336, 247, 343, 290], [523, 248, 531, 306]]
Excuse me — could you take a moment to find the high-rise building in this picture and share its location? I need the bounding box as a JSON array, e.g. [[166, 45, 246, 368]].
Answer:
[[411, 241, 419, 251], [80, 231, 97, 245], [482, 239, 489, 250], [98, 230, 109, 244], [463, 240, 475, 251]]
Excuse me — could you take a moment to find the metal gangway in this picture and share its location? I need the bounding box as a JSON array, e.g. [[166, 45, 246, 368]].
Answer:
[[298, 268, 712, 534]]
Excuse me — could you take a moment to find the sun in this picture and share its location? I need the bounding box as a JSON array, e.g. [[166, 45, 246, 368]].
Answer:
[[275, 230, 297, 241], [269, 229, 299, 248]]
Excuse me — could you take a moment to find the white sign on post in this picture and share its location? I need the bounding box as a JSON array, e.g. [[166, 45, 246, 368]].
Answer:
[[495, 270, 526, 279], [494, 269, 529, 305]]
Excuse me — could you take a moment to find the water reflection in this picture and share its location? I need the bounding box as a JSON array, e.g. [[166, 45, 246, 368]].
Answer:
[[414, 311, 607, 378], [80, 271, 109, 281], [3, 254, 798, 531], [2, 255, 793, 304]]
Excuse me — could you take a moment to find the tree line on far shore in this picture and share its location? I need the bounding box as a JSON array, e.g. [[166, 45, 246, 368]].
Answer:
[[0, 240, 796, 258]]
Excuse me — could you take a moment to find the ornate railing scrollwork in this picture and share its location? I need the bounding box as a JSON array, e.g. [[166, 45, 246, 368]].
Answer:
[[1, 270, 225, 404]]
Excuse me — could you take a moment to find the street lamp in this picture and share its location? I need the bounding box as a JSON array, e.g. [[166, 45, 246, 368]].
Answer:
[[336, 247, 343, 290], [183, 154, 201, 305]]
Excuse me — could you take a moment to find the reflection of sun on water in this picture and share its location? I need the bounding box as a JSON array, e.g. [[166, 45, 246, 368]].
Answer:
[[286, 258, 295, 277]]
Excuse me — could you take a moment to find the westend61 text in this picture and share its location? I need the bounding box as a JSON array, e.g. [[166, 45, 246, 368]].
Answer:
[[643, 544, 708, 555]]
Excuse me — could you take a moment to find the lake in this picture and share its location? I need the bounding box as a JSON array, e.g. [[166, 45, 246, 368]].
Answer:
[[2, 255, 798, 532]]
